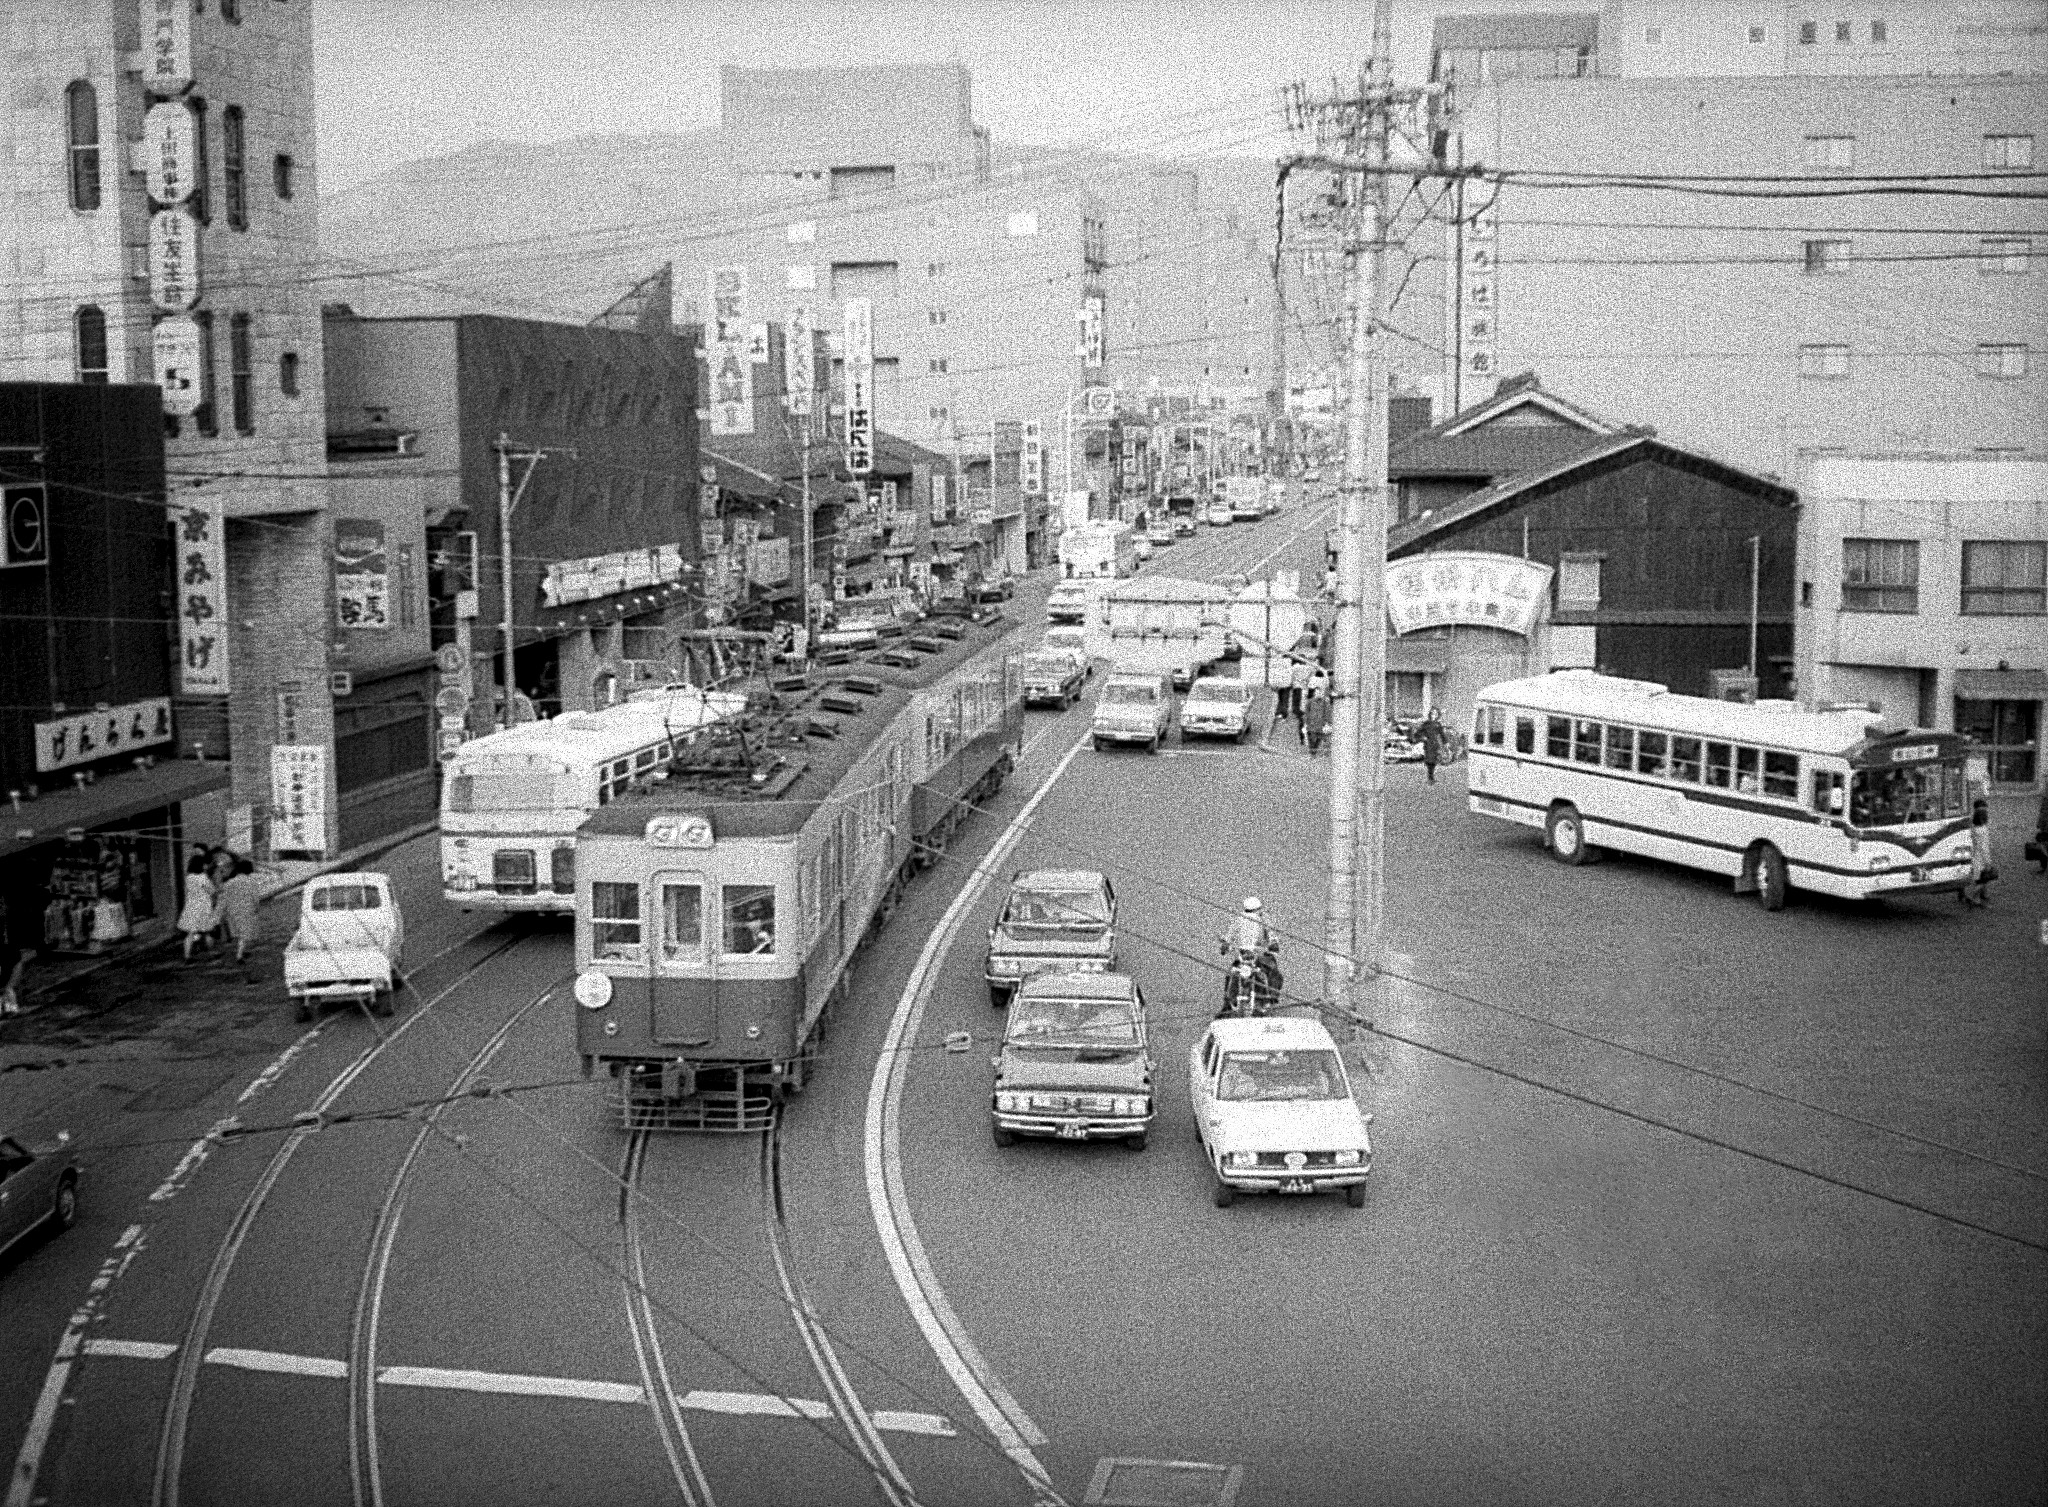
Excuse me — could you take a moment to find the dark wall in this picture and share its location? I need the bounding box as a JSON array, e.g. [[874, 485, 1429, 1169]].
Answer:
[[0, 385, 173, 793]]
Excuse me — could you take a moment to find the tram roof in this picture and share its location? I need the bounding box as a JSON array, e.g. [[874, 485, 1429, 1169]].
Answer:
[[580, 610, 1022, 841], [1475, 671, 1906, 755]]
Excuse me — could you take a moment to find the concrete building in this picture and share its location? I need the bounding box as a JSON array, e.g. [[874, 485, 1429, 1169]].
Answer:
[[1, 0, 337, 860], [1794, 453, 2045, 791], [1430, 4, 2048, 471]]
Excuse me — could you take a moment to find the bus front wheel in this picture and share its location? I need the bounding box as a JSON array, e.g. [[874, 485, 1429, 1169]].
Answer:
[[1546, 805, 1594, 866], [1754, 844, 1788, 911]]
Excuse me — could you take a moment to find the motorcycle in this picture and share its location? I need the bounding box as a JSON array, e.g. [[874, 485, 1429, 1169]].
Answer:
[[1219, 941, 1283, 1018]]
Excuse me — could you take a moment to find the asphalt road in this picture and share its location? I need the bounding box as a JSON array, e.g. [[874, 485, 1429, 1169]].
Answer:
[[4, 501, 2041, 1507]]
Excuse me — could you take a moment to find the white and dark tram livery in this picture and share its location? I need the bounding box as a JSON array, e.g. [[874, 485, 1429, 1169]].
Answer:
[[573, 613, 1025, 1129]]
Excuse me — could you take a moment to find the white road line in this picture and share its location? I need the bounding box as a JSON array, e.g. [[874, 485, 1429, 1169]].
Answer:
[[678, 1390, 832, 1420], [378, 1366, 644, 1405], [203, 1347, 349, 1379], [865, 735, 1088, 1507], [871, 1411, 960, 1439], [81, 1339, 178, 1361]]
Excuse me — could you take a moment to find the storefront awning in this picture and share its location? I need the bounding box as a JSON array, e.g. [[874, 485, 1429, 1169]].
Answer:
[[1955, 668, 2048, 701], [1386, 637, 1453, 674], [1, 758, 232, 864]]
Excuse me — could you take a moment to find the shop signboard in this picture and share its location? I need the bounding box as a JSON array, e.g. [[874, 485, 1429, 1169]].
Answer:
[[1460, 201, 1500, 391], [746, 322, 770, 364], [748, 535, 791, 586], [843, 298, 873, 475], [148, 208, 200, 313], [334, 517, 390, 629], [151, 318, 203, 415], [1385, 551, 1552, 638], [541, 544, 683, 608], [143, 101, 196, 205], [785, 304, 813, 416], [1083, 386, 1114, 419], [1021, 420, 1043, 496], [140, 0, 193, 94], [1, 485, 48, 567], [1081, 295, 1106, 369], [35, 696, 173, 774], [271, 744, 328, 857], [708, 339, 754, 436], [707, 264, 748, 345], [176, 502, 229, 694]]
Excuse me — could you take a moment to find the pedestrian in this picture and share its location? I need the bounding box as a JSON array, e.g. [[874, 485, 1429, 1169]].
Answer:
[[1419, 706, 1448, 784], [1304, 674, 1330, 755], [178, 852, 218, 961], [1286, 653, 1312, 725], [218, 858, 262, 962], [1960, 800, 1997, 907]]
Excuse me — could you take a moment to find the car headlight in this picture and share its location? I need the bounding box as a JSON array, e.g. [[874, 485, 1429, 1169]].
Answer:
[[989, 956, 1020, 975], [1331, 1149, 1364, 1167], [1075, 958, 1107, 972], [995, 1092, 1027, 1113], [1225, 1150, 1258, 1169]]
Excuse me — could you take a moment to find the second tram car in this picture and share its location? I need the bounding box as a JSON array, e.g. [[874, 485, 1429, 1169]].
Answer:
[[573, 616, 1025, 1129]]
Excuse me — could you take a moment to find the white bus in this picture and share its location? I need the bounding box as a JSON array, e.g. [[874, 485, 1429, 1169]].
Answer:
[[1466, 671, 1976, 910], [441, 687, 746, 913]]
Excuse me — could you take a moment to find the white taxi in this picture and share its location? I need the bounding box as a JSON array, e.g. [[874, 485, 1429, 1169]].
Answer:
[[1189, 1015, 1373, 1207], [1178, 676, 1252, 742]]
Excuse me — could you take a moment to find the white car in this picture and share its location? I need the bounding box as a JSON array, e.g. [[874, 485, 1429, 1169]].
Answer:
[[1178, 676, 1252, 741], [1133, 535, 1155, 561], [1190, 1016, 1373, 1207], [1038, 625, 1091, 676]]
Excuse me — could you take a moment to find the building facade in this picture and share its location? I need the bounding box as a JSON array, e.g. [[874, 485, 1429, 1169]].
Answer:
[[1794, 453, 2046, 791]]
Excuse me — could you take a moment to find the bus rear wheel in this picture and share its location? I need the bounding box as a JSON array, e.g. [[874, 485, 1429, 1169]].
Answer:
[[1754, 844, 1789, 911], [1545, 804, 1594, 866]]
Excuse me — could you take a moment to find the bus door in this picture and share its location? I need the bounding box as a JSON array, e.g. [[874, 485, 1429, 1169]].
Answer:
[[649, 871, 716, 1046]]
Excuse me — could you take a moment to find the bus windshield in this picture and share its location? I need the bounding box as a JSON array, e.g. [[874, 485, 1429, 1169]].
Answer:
[[1849, 761, 1967, 828]]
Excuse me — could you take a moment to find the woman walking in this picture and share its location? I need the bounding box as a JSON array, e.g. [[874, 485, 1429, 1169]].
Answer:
[[218, 858, 262, 963], [1961, 801, 1997, 907], [178, 851, 218, 961], [1419, 706, 1448, 784]]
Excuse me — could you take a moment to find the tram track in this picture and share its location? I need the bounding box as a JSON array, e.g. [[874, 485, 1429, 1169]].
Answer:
[[620, 1127, 717, 1507]]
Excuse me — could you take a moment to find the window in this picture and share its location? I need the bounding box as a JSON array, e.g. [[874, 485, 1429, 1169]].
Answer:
[[1644, 25, 1662, 43], [491, 850, 536, 894], [1670, 737, 1703, 782], [1636, 730, 1668, 778], [927, 309, 947, 325], [1960, 541, 2047, 615], [1477, 706, 1507, 747], [193, 310, 218, 436], [1955, 698, 2040, 785], [1763, 751, 1801, 800], [1572, 720, 1602, 765], [222, 107, 247, 229], [1749, 25, 1766, 43], [1558, 555, 1602, 612], [829, 165, 895, 199], [279, 350, 299, 396], [1705, 741, 1735, 789], [65, 80, 100, 211], [222, 0, 240, 19], [1811, 768, 1845, 816], [1803, 239, 1850, 274], [1834, 20, 1851, 41], [1841, 538, 1918, 612], [189, 98, 210, 223], [1735, 746, 1761, 793], [659, 882, 705, 962], [591, 882, 642, 958], [1545, 717, 1570, 760], [723, 884, 776, 955], [1975, 343, 2028, 379], [1603, 725, 1634, 771], [1799, 343, 1851, 379], [1870, 19, 1887, 43], [1514, 716, 1535, 755], [74, 306, 108, 383], [928, 357, 948, 374], [229, 312, 253, 434], [274, 153, 295, 200], [1799, 20, 1817, 43], [1802, 135, 1856, 170], [1980, 237, 2031, 274], [1983, 134, 2034, 170], [550, 846, 574, 894]]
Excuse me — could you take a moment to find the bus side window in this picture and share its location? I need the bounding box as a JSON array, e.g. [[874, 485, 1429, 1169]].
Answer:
[[1671, 737, 1702, 782], [1763, 751, 1800, 801], [1734, 746, 1760, 794], [1703, 742, 1734, 789], [1573, 720, 1602, 765], [1545, 717, 1570, 760], [1811, 769, 1844, 815], [1637, 731, 1667, 777], [1514, 716, 1535, 755], [1604, 726, 1635, 771]]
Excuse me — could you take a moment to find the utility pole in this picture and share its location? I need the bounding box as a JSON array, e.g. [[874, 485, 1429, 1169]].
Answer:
[[1286, 3, 1431, 1025], [494, 434, 572, 728], [1269, 170, 1291, 493]]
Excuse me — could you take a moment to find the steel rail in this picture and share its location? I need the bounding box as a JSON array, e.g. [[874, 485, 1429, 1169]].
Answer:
[[619, 1128, 717, 1507]]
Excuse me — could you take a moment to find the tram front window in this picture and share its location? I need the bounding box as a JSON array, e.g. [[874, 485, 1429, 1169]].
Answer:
[[1849, 762, 1966, 828], [591, 881, 642, 959], [660, 882, 704, 963], [723, 885, 776, 955]]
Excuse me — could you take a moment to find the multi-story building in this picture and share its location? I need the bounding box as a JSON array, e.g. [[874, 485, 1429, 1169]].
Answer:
[[1794, 453, 2046, 791], [1, 0, 337, 859], [1429, 2, 2048, 471]]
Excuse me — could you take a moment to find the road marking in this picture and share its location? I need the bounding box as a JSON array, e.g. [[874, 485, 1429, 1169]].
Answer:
[[1083, 1457, 1244, 1507], [236, 1025, 324, 1104], [379, 1365, 643, 1405], [148, 1114, 240, 1203], [865, 735, 1089, 1507], [871, 1410, 960, 1439], [81, 1338, 177, 1361], [204, 1347, 349, 1379], [678, 1390, 831, 1420]]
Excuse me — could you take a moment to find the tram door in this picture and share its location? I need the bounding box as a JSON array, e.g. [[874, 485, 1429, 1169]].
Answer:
[[650, 871, 716, 1046]]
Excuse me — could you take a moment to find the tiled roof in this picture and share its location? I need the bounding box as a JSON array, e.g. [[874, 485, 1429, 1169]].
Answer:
[[1387, 424, 1613, 480]]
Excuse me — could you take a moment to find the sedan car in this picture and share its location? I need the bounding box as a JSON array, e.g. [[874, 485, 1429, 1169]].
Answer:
[[1020, 651, 1087, 710], [0, 1130, 80, 1259], [1179, 676, 1252, 741], [991, 971, 1152, 1149], [1091, 671, 1174, 753], [971, 576, 1015, 603], [985, 868, 1117, 1006], [1190, 1016, 1372, 1207], [1037, 626, 1091, 676]]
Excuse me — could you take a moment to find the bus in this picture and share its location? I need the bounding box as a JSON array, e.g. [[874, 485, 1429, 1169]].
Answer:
[[441, 686, 746, 913], [1466, 671, 1976, 910]]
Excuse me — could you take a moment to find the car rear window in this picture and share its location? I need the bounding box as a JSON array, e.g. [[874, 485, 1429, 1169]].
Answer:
[[311, 885, 381, 911]]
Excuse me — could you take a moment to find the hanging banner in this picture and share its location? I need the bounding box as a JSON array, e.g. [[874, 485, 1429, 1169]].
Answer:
[[706, 265, 748, 344], [35, 697, 173, 774], [708, 339, 754, 435], [1385, 552, 1552, 638], [843, 298, 874, 476], [176, 502, 229, 695], [148, 208, 200, 313], [747, 535, 791, 586], [140, 0, 193, 95], [784, 304, 813, 416], [334, 517, 391, 629], [1081, 293, 1106, 369], [143, 101, 196, 205], [745, 322, 770, 364], [151, 317, 202, 415], [1460, 201, 1500, 390], [1021, 419, 1044, 496], [270, 744, 329, 857]]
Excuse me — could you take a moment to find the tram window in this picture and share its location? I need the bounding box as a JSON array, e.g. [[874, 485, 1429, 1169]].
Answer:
[[1604, 726, 1635, 771], [723, 885, 777, 955], [1812, 769, 1846, 815], [1572, 720, 1602, 765], [1545, 717, 1570, 759], [1637, 731, 1668, 777], [591, 882, 642, 958], [1704, 742, 1734, 789], [1763, 751, 1800, 800], [1670, 737, 1702, 782], [1734, 746, 1760, 794], [1514, 716, 1535, 754], [613, 760, 630, 780], [660, 883, 704, 961], [634, 748, 657, 770]]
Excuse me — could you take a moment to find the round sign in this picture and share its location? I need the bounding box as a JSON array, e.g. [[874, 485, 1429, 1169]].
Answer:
[[436, 644, 465, 675], [434, 685, 470, 715], [573, 972, 614, 1010]]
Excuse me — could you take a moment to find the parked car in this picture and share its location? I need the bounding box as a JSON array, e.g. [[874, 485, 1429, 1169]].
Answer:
[[1146, 521, 1176, 548], [1190, 1015, 1373, 1207], [971, 576, 1015, 603], [985, 869, 1118, 1007], [0, 1129, 80, 1260], [1038, 625, 1091, 674], [1091, 670, 1175, 753], [1046, 581, 1091, 625], [990, 972, 1153, 1149], [284, 872, 405, 1021], [1021, 651, 1087, 710], [1179, 676, 1253, 741]]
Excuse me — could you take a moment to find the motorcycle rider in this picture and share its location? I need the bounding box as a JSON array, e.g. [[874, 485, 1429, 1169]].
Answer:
[[1219, 898, 1281, 1016], [1222, 897, 1271, 962]]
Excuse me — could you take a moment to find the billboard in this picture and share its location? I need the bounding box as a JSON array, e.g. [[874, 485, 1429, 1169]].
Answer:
[[843, 298, 873, 475], [176, 503, 228, 694], [334, 518, 391, 629], [784, 304, 813, 416]]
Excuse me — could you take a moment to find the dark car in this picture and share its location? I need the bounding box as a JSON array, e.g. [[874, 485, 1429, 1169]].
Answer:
[[0, 1130, 80, 1260], [991, 971, 1153, 1150], [971, 577, 1016, 603]]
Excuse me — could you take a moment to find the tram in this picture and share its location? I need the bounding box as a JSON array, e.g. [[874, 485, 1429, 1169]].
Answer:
[[572, 615, 1025, 1129]]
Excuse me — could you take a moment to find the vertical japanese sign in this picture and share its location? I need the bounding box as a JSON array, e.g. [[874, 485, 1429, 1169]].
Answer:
[[1460, 199, 1500, 391], [148, 208, 200, 313], [334, 518, 390, 629], [784, 305, 813, 416], [140, 0, 193, 95], [1021, 419, 1044, 496], [270, 745, 328, 857], [706, 265, 754, 435], [1081, 294, 1106, 369], [143, 101, 196, 205], [843, 298, 874, 476], [176, 503, 229, 694]]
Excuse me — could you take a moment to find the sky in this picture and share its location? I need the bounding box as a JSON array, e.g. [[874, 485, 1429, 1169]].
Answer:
[[311, 0, 1548, 196]]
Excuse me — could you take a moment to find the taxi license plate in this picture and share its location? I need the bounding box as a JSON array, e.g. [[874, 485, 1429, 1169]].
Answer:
[[1279, 1178, 1314, 1194], [1055, 1124, 1087, 1140]]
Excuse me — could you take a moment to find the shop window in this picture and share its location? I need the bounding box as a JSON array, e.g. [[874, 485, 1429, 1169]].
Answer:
[[591, 881, 642, 958], [65, 80, 100, 211], [1955, 698, 2039, 785], [75, 306, 108, 383], [229, 312, 254, 434], [722, 884, 776, 955], [274, 152, 295, 200], [1960, 540, 2047, 615], [223, 106, 247, 229], [1842, 537, 1917, 612]]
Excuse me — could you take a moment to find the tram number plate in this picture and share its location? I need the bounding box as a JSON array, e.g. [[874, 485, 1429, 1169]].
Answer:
[[1056, 1124, 1087, 1139], [1279, 1178, 1314, 1194]]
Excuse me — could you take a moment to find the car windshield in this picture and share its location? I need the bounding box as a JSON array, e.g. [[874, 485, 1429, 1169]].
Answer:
[[1102, 683, 1158, 705], [1217, 1049, 1348, 1103], [1190, 683, 1248, 704], [1003, 887, 1109, 928], [1006, 993, 1140, 1048], [1024, 656, 1071, 677]]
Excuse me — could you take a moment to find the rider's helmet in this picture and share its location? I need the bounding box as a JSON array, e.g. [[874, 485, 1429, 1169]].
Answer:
[[1242, 897, 1262, 913]]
